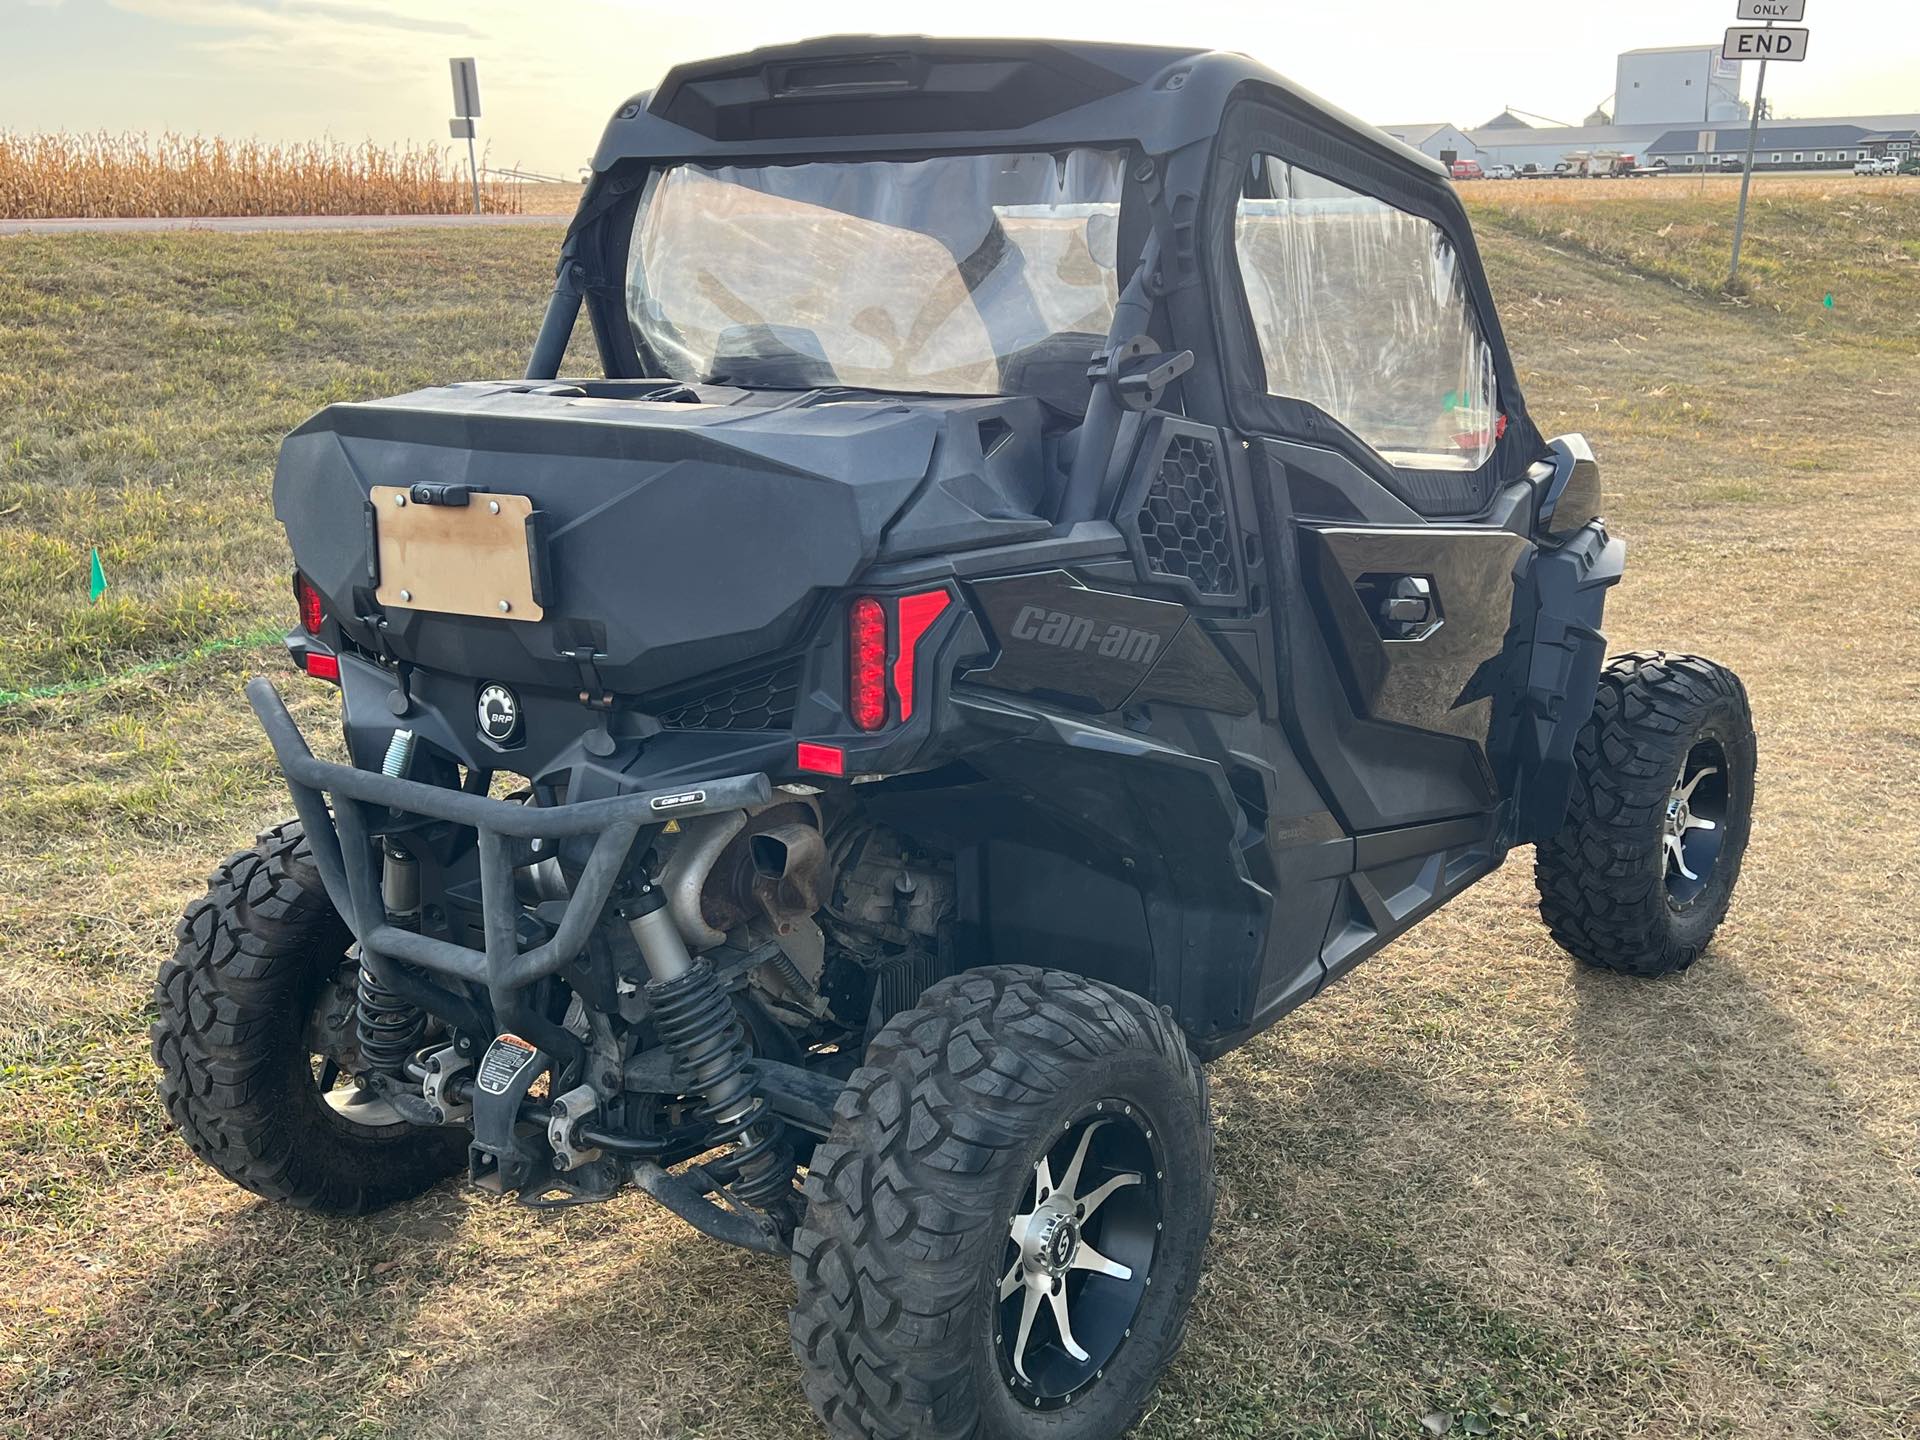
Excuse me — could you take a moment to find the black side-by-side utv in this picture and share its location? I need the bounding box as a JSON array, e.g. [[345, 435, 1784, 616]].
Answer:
[[152, 37, 1756, 1440]]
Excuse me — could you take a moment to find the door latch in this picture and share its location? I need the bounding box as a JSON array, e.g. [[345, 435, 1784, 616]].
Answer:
[[1381, 576, 1432, 625], [1356, 574, 1441, 641]]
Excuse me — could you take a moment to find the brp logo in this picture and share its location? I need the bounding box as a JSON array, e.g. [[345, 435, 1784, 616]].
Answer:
[[477, 683, 520, 744]]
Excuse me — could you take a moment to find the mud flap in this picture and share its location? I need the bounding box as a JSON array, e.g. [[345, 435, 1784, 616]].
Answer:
[[1510, 521, 1625, 843]]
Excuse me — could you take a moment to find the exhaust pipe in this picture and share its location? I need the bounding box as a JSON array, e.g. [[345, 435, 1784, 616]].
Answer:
[[659, 811, 748, 951]]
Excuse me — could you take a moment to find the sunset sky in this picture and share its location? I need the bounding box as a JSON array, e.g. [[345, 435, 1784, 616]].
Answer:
[[5, 0, 1916, 174]]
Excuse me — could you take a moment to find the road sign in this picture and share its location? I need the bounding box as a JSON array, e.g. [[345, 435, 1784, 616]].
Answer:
[[450, 57, 482, 118], [1735, 0, 1805, 20], [448, 57, 482, 214], [1723, 26, 1810, 61]]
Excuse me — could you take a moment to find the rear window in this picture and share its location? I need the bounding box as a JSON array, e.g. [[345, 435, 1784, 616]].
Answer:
[[624, 150, 1125, 394]]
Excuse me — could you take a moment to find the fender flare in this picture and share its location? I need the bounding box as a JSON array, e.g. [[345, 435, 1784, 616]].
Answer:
[[1510, 519, 1626, 843]]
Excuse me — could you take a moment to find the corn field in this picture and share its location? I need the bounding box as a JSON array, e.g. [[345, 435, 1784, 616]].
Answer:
[[0, 132, 523, 219]]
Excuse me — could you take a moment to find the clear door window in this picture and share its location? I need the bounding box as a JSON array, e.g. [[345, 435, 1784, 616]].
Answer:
[[1233, 155, 1498, 471]]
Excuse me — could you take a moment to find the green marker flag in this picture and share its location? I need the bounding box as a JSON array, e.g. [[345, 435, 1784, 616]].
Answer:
[[88, 547, 106, 603], [1823, 293, 1835, 309]]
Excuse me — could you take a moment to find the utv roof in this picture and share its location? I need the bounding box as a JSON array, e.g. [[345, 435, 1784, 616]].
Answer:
[[590, 35, 1443, 176]]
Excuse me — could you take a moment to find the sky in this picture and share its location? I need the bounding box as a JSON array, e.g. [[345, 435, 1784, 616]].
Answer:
[[3, 0, 1916, 174]]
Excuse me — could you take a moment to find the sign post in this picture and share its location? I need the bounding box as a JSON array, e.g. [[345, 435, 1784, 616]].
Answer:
[[449, 57, 482, 215], [1723, 5, 1810, 289]]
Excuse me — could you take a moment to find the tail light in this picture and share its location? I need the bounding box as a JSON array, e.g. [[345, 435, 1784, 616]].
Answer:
[[891, 590, 950, 722], [293, 571, 325, 634], [291, 571, 339, 682], [845, 589, 951, 733], [848, 597, 888, 731]]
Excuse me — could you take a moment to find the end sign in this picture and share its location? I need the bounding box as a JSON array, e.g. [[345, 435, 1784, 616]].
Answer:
[[1723, 25, 1809, 61]]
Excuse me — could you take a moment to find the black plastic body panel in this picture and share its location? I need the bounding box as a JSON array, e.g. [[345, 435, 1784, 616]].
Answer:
[[278, 383, 1053, 705]]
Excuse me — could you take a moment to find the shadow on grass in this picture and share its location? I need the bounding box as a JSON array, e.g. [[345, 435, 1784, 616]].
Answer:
[[1564, 951, 1919, 1435], [9, 941, 1909, 1440]]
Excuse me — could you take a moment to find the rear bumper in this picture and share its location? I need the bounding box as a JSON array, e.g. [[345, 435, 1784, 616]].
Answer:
[[246, 675, 771, 997]]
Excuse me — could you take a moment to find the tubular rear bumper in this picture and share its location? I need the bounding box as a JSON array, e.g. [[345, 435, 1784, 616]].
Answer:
[[246, 676, 772, 996]]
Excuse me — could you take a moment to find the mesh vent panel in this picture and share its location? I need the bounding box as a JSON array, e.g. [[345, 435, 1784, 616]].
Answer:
[[656, 660, 800, 731], [1138, 433, 1235, 595]]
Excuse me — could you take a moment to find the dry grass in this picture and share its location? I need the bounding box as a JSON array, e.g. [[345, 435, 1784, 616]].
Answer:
[[1, 188, 1917, 1439], [0, 133, 525, 220], [1459, 174, 1920, 342]]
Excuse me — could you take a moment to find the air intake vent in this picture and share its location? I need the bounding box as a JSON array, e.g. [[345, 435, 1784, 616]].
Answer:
[[656, 660, 801, 732], [1138, 431, 1236, 596]]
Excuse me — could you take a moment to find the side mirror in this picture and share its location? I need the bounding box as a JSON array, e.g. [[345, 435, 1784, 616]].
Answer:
[[1539, 434, 1603, 543]]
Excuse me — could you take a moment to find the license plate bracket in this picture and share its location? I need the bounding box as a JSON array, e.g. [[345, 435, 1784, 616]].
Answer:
[[372, 487, 545, 622]]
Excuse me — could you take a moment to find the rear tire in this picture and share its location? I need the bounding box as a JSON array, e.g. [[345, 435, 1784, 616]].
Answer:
[[1535, 651, 1756, 976], [152, 820, 467, 1213], [789, 966, 1214, 1440]]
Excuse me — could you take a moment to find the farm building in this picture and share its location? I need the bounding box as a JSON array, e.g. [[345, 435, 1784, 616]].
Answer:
[[1368, 41, 1917, 178], [1613, 45, 1747, 126], [1377, 123, 1483, 165], [1643, 121, 1920, 170]]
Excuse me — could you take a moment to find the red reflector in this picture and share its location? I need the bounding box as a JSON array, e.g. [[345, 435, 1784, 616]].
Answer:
[[848, 596, 887, 731], [796, 742, 845, 777], [294, 572, 325, 634], [304, 651, 341, 683], [891, 589, 950, 722]]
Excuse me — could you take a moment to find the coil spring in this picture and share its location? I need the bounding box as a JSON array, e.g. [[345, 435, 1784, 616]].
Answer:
[[354, 965, 426, 1077], [647, 958, 794, 1212]]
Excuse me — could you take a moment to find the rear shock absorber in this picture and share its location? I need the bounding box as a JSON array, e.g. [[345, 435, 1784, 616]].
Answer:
[[356, 845, 427, 1077], [625, 888, 795, 1214]]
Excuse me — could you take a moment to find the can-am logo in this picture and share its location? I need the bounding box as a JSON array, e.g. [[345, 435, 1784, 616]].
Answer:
[[1009, 605, 1162, 665]]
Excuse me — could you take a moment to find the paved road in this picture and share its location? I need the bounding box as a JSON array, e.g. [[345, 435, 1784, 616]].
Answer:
[[0, 212, 569, 236]]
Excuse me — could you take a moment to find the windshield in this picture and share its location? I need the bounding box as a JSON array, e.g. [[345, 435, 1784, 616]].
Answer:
[[624, 149, 1125, 393]]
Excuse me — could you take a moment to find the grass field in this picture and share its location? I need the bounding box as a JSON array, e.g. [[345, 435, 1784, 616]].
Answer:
[[2, 180, 1917, 1439]]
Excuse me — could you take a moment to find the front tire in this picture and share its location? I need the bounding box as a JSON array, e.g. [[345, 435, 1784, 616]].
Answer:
[[152, 820, 467, 1213], [1535, 651, 1756, 976], [790, 966, 1215, 1440]]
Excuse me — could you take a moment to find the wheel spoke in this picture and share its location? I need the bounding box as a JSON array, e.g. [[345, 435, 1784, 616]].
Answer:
[[1075, 1170, 1142, 1221], [1047, 1284, 1090, 1362], [1056, 1118, 1106, 1202], [1665, 833, 1699, 881], [999, 1255, 1024, 1301], [1068, 1240, 1132, 1281], [1682, 815, 1718, 833], [1033, 1153, 1057, 1205], [1011, 1283, 1043, 1381], [1676, 765, 1718, 802]]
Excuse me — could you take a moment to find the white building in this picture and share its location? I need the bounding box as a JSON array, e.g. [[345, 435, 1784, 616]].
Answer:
[[1377, 122, 1484, 166], [1614, 45, 1747, 126], [1465, 119, 1677, 174]]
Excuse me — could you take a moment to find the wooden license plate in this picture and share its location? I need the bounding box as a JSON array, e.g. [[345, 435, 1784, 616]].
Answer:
[[372, 487, 544, 622]]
